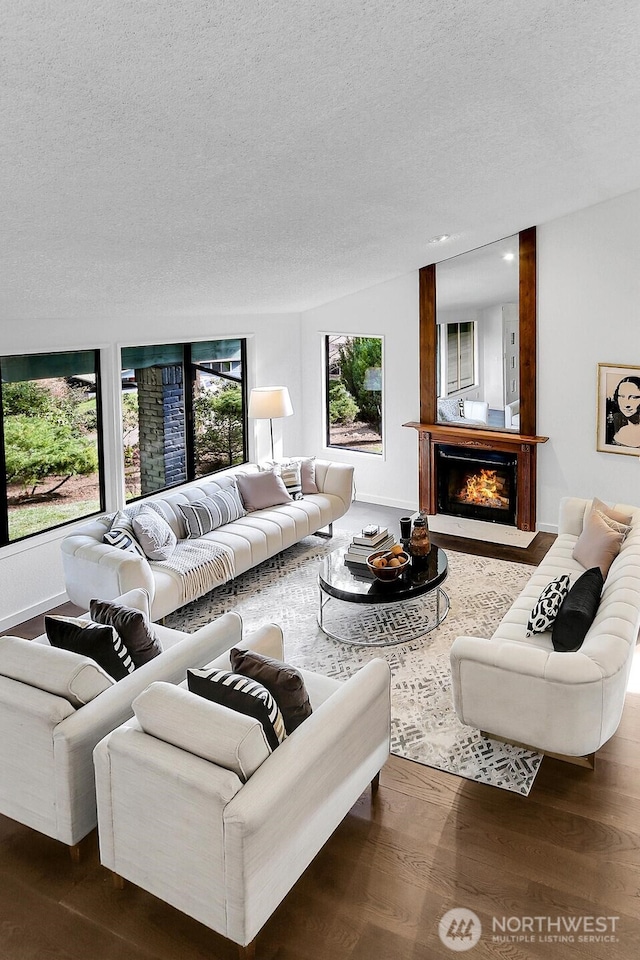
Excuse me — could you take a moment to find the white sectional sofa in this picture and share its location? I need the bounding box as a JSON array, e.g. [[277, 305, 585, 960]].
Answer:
[[61, 459, 354, 621], [450, 496, 640, 760]]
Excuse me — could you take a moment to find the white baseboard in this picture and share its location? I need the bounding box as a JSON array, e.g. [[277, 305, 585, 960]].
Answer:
[[0, 592, 69, 634], [354, 493, 418, 511], [536, 522, 559, 534]]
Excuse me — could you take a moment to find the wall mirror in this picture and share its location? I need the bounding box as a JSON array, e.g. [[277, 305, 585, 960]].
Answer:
[[436, 234, 520, 431], [419, 226, 536, 437]]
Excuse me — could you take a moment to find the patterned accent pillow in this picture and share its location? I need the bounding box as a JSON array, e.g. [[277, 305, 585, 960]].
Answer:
[[187, 667, 287, 751], [90, 597, 163, 668], [526, 575, 571, 636], [45, 615, 135, 681], [230, 647, 312, 733], [437, 398, 462, 422], [132, 506, 177, 560], [177, 483, 246, 538], [265, 457, 318, 495], [276, 460, 303, 500], [103, 510, 145, 557]]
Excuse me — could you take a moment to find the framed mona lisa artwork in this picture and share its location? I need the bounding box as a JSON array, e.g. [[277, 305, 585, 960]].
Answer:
[[597, 363, 640, 455]]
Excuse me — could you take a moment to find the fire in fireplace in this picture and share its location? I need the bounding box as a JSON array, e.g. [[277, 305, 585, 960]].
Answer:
[[437, 445, 518, 525]]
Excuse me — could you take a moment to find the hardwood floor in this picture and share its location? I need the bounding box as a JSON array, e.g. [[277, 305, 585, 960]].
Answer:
[[2, 503, 639, 958]]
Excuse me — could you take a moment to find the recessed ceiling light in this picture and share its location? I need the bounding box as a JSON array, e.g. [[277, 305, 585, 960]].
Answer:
[[503, 252, 515, 261], [428, 234, 450, 244]]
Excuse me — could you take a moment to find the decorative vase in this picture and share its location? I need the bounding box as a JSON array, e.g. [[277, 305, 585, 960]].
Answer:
[[409, 516, 430, 558]]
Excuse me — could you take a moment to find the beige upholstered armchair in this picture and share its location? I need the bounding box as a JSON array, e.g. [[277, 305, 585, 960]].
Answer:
[[0, 591, 249, 855], [94, 626, 391, 959]]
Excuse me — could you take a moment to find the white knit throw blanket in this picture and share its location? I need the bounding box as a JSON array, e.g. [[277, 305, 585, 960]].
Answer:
[[150, 539, 236, 606]]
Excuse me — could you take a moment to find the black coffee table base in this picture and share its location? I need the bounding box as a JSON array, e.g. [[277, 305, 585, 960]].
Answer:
[[317, 586, 450, 646]]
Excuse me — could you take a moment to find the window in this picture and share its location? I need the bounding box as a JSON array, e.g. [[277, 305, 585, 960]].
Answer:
[[440, 322, 476, 395], [0, 350, 104, 543], [121, 339, 247, 501], [325, 335, 383, 454]]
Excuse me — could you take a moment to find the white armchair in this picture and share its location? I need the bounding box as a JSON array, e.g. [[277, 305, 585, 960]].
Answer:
[[0, 591, 250, 854], [504, 399, 520, 429], [94, 628, 391, 958]]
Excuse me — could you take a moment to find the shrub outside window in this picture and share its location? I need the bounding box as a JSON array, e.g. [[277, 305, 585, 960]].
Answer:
[[325, 335, 383, 455], [121, 339, 247, 501], [0, 350, 104, 543]]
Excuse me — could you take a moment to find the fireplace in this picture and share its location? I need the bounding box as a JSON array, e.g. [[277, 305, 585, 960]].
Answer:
[[437, 445, 518, 526]]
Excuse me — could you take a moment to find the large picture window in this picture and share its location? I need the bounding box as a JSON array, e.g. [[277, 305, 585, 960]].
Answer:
[[0, 350, 104, 543], [325, 335, 383, 454], [121, 339, 247, 500]]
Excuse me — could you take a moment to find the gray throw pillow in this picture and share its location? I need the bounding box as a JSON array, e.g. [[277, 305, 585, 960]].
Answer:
[[132, 506, 177, 560], [437, 398, 462, 422], [177, 483, 246, 538], [236, 470, 292, 512]]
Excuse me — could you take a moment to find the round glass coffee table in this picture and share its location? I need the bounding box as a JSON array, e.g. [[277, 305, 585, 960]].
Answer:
[[318, 546, 449, 645]]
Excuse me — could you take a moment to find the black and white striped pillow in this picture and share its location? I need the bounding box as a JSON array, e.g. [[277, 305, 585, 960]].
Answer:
[[178, 484, 246, 538], [526, 575, 571, 636], [45, 615, 135, 681], [187, 667, 287, 750], [104, 510, 145, 557]]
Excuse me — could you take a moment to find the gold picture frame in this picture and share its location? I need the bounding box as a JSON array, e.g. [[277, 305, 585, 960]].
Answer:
[[597, 363, 640, 455]]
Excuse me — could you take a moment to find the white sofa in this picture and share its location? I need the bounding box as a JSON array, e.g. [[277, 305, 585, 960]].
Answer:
[[437, 398, 489, 424], [450, 497, 640, 760], [0, 591, 261, 850], [61, 459, 354, 621], [94, 626, 391, 956]]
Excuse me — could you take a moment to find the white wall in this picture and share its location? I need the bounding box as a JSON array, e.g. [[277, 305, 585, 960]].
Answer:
[[300, 272, 420, 510], [0, 313, 301, 629], [479, 303, 504, 409], [3, 187, 640, 625], [536, 188, 640, 530]]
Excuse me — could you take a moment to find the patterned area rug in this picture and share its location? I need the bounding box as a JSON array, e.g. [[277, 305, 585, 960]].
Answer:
[[165, 533, 543, 795]]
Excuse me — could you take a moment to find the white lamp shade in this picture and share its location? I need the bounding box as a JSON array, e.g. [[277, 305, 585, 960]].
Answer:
[[248, 386, 294, 420]]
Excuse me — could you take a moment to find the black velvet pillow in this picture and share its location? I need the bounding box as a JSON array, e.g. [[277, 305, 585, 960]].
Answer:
[[551, 567, 604, 652], [45, 616, 135, 681], [230, 647, 313, 734], [90, 599, 162, 668]]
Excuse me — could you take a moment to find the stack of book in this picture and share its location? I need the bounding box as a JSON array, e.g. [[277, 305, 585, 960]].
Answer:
[[344, 525, 395, 566]]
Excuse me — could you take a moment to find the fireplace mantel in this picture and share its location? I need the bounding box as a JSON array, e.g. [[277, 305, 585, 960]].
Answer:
[[404, 422, 548, 532]]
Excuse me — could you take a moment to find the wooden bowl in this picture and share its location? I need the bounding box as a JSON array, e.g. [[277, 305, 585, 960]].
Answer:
[[366, 548, 410, 581]]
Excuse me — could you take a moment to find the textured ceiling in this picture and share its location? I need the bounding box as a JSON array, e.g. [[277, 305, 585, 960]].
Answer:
[[2, 0, 640, 321]]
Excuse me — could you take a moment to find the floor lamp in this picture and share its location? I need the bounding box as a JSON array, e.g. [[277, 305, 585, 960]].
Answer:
[[248, 386, 294, 459]]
